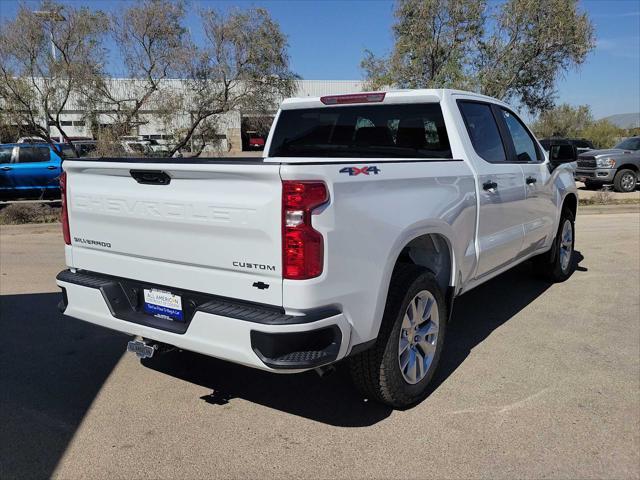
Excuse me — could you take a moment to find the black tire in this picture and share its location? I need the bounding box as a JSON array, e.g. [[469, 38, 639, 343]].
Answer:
[[349, 264, 447, 408], [533, 208, 575, 282], [613, 169, 637, 193], [583, 179, 601, 191]]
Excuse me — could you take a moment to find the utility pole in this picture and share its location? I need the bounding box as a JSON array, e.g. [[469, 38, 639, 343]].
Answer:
[[33, 10, 65, 61], [33, 9, 65, 138]]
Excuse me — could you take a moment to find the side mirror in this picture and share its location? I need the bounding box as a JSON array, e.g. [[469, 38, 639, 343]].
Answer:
[[549, 144, 577, 168]]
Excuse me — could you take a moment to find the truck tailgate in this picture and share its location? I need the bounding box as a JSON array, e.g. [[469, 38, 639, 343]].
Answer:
[[63, 160, 282, 306]]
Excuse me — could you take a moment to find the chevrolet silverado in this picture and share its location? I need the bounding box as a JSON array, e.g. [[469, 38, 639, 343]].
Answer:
[[56, 89, 578, 408]]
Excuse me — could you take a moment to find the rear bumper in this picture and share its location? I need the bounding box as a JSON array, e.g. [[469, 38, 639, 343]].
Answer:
[[56, 269, 350, 372]]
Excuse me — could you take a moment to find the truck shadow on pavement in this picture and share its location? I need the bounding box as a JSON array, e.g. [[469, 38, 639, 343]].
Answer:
[[0, 292, 128, 480], [144, 252, 587, 427], [0, 252, 587, 480]]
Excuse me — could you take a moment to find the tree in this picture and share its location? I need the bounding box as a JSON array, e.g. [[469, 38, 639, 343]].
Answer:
[[88, 0, 190, 149], [477, 0, 595, 112], [531, 104, 593, 138], [363, 0, 595, 114], [165, 7, 296, 156], [362, 0, 484, 90], [531, 103, 623, 148], [87, 3, 295, 156], [0, 1, 108, 152], [581, 119, 622, 149]]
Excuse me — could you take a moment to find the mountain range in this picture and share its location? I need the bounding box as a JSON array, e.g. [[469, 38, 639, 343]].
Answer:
[[601, 113, 640, 129]]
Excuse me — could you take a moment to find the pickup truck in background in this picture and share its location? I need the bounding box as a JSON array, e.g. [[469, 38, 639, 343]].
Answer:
[[575, 136, 640, 192], [56, 89, 578, 408], [0, 142, 74, 199], [540, 137, 594, 154]]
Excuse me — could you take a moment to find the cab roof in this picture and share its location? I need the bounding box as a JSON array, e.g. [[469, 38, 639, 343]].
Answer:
[[279, 88, 509, 110]]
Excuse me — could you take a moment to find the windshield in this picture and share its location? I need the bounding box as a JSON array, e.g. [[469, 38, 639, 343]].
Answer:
[[269, 103, 452, 158], [614, 137, 640, 151]]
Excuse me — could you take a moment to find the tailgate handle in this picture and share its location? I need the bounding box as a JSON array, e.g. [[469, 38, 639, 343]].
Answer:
[[130, 170, 171, 185]]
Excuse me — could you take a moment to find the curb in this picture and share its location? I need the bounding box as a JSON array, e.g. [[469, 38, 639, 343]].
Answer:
[[578, 204, 640, 215]]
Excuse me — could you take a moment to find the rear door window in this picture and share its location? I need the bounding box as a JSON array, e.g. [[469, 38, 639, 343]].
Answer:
[[17, 146, 50, 163], [269, 103, 451, 158], [500, 109, 541, 163], [0, 146, 13, 164], [458, 101, 506, 162]]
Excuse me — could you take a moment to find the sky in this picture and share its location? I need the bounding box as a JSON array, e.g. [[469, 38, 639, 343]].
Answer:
[[0, 0, 638, 119]]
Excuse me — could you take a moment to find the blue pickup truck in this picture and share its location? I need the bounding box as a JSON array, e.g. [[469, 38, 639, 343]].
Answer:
[[0, 143, 75, 199]]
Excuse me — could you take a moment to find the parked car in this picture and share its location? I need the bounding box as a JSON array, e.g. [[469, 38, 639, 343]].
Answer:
[[54, 143, 80, 159], [540, 137, 594, 154], [70, 140, 98, 158], [0, 143, 67, 198], [575, 136, 640, 192], [246, 131, 266, 150], [120, 140, 152, 156], [56, 89, 578, 408], [17, 135, 92, 144], [16, 136, 47, 144], [146, 139, 170, 156]]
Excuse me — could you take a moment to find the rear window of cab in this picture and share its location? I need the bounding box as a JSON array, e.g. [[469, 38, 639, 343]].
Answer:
[[269, 103, 452, 159]]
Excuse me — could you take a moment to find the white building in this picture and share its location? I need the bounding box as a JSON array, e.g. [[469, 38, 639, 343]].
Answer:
[[46, 79, 366, 152]]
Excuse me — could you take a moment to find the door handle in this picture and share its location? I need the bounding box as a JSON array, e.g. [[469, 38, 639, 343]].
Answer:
[[47, 165, 57, 170], [526, 176, 537, 185], [0, 166, 12, 171], [483, 180, 498, 192]]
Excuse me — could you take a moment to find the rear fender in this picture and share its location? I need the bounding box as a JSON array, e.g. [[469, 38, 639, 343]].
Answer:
[[370, 223, 457, 341]]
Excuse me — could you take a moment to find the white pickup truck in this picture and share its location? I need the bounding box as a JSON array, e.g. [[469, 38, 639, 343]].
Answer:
[[56, 89, 578, 408]]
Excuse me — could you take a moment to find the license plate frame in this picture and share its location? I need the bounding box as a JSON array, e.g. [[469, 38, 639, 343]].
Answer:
[[143, 288, 184, 322]]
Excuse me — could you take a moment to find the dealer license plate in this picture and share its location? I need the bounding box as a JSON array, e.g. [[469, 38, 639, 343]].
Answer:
[[143, 288, 183, 321]]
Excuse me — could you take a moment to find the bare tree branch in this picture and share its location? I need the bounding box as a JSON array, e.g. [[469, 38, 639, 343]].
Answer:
[[0, 1, 108, 152]]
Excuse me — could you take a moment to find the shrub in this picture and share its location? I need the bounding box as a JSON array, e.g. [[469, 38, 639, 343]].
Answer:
[[0, 203, 61, 224]]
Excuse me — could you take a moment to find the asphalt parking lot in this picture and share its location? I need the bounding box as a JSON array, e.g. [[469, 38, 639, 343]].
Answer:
[[1, 213, 639, 479]]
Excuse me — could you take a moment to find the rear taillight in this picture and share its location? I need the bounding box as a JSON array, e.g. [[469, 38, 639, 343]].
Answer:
[[60, 171, 70, 245], [282, 181, 328, 280]]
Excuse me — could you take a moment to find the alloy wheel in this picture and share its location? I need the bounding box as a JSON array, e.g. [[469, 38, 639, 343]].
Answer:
[[559, 219, 573, 273], [398, 290, 439, 384], [621, 173, 636, 192]]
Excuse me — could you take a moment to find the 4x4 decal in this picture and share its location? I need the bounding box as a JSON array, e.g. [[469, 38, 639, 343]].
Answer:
[[339, 166, 381, 176]]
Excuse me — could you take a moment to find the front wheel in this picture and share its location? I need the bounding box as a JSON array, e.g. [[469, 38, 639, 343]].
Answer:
[[349, 265, 447, 408], [613, 169, 637, 193], [533, 208, 575, 282]]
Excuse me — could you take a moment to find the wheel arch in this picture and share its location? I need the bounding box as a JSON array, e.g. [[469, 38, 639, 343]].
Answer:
[[616, 163, 638, 172], [562, 191, 578, 219], [394, 233, 454, 295], [369, 227, 457, 344]]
